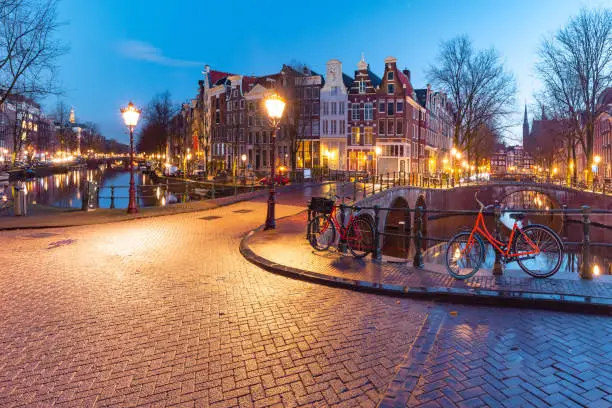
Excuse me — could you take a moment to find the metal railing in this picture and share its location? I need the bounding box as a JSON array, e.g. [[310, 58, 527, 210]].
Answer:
[[318, 171, 612, 201], [307, 198, 611, 280], [85, 178, 265, 209]]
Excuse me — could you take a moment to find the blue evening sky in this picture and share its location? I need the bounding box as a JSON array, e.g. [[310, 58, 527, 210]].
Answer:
[[51, 0, 610, 144]]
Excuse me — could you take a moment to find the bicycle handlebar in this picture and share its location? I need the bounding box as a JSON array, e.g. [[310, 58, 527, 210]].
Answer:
[[474, 191, 484, 211]]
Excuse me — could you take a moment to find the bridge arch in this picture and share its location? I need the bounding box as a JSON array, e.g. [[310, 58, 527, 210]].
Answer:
[[382, 196, 411, 259]]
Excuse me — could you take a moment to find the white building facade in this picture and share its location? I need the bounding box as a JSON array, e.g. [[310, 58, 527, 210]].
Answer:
[[319, 59, 350, 170]]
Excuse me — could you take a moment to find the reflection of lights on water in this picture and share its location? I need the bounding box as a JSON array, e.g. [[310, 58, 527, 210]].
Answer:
[[156, 187, 160, 199], [161, 196, 166, 206], [453, 247, 461, 261], [594, 265, 600, 276]]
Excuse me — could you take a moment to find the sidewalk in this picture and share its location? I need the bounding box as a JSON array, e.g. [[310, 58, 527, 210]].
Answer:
[[241, 212, 612, 313]]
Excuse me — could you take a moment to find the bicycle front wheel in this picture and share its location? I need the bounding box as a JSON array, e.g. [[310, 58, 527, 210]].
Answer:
[[308, 215, 336, 251], [513, 224, 563, 278], [347, 217, 375, 258], [445, 232, 485, 279]]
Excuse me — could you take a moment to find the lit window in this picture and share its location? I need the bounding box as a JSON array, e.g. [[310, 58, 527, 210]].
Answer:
[[351, 127, 361, 145], [364, 127, 373, 145]]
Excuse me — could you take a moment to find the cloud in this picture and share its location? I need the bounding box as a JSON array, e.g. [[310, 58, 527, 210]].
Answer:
[[117, 40, 203, 67]]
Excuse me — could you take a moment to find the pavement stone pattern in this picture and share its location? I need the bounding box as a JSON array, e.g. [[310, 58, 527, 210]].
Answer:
[[247, 212, 612, 301], [384, 305, 612, 408], [0, 198, 429, 407], [0, 184, 611, 407]]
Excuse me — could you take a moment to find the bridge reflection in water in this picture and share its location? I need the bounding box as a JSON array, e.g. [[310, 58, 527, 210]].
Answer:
[[419, 189, 611, 277]]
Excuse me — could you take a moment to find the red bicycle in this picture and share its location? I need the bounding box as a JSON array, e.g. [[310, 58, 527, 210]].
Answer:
[[445, 192, 563, 279], [308, 195, 375, 258]]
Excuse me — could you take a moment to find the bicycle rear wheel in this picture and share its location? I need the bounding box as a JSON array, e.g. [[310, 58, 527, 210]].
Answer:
[[445, 232, 485, 279], [513, 224, 563, 278], [347, 217, 374, 258], [308, 215, 336, 251]]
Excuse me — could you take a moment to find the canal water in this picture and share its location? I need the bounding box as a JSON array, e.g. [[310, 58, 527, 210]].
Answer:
[[7, 166, 257, 210], [13, 167, 164, 209]]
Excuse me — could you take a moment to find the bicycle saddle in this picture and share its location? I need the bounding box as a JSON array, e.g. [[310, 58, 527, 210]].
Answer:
[[509, 213, 526, 221]]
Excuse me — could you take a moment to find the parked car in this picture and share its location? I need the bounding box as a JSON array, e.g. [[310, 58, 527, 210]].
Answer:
[[190, 169, 207, 180], [213, 171, 232, 183], [163, 164, 179, 177], [259, 175, 290, 186], [239, 171, 257, 184]]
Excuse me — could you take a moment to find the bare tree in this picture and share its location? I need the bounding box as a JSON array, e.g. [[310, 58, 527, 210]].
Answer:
[[139, 91, 178, 157], [281, 94, 307, 177], [428, 36, 516, 164], [0, 0, 66, 105], [53, 100, 71, 152], [536, 8, 612, 184]]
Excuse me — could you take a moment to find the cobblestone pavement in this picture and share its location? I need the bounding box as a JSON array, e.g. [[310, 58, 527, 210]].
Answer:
[[0, 191, 431, 407], [247, 212, 612, 300], [0, 185, 611, 407], [380, 305, 612, 408]]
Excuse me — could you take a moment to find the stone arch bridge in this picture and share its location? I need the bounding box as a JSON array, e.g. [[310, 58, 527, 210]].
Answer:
[[354, 182, 611, 257]]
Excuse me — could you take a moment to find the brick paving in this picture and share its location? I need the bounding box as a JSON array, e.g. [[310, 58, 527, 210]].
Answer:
[[247, 212, 612, 302], [0, 184, 611, 407], [0, 198, 429, 407], [380, 305, 612, 408]]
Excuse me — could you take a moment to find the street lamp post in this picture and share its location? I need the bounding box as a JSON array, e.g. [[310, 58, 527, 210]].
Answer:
[[121, 102, 141, 214], [374, 146, 382, 177], [241, 153, 247, 182], [264, 93, 286, 230]]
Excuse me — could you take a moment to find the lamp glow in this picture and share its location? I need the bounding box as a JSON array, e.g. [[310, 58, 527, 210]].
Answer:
[[265, 93, 286, 120], [121, 102, 141, 128]]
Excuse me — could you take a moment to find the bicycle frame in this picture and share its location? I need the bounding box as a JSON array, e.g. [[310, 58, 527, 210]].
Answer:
[[323, 205, 356, 240], [465, 209, 540, 259]]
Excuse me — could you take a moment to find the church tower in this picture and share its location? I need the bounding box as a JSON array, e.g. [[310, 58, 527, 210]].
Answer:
[[69, 107, 76, 124], [522, 104, 529, 145]]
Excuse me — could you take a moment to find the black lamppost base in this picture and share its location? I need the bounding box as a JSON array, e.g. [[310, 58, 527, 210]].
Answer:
[[127, 128, 139, 214], [264, 188, 276, 230]]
